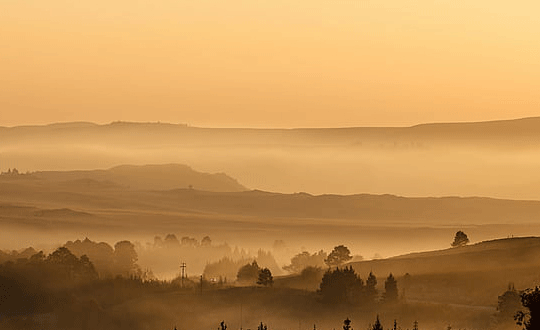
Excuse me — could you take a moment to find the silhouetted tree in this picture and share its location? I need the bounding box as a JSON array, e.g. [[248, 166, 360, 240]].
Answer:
[[258, 322, 268, 330], [257, 268, 274, 287], [383, 273, 398, 303], [319, 266, 363, 304], [343, 318, 352, 330], [219, 321, 227, 330], [365, 271, 378, 303], [516, 287, 540, 330], [237, 261, 260, 283], [325, 245, 352, 267], [113, 241, 138, 277], [371, 315, 383, 330], [412, 320, 419, 330], [451, 231, 469, 247], [283, 250, 327, 273]]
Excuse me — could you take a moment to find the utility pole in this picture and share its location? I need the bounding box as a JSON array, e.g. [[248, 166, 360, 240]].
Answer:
[[180, 262, 187, 288], [200, 275, 203, 295]]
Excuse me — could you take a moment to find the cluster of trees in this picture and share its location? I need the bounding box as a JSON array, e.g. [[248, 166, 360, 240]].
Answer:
[[283, 245, 357, 275], [319, 266, 398, 305], [0, 247, 99, 316], [0, 168, 21, 175], [236, 261, 274, 286], [64, 238, 145, 278], [204, 249, 281, 280], [153, 234, 213, 248]]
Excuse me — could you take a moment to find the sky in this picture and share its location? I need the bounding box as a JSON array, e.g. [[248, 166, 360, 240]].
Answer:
[[1, 0, 539, 128]]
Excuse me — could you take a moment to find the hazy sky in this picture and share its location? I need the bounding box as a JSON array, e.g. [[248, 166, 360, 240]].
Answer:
[[1, 0, 539, 128]]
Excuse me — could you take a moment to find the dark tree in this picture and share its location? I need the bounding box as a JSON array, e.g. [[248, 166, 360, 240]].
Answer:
[[412, 320, 418, 330], [283, 250, 327, 273], [516, 287, 540, 330], [319, 266, 364, 304], [371, 315, 383, 330], [451, 231, 469, 247], [113, 241, 138, 277], [258, 322, 268, 330], [219, 321, 227, 330], [237, 261, 260, 283], [383, 273, 398, 303], [365, 271, 378, 303], [325, 245, 352, 267], [257, 268, 274, 287], [343, 318, 352, 330]]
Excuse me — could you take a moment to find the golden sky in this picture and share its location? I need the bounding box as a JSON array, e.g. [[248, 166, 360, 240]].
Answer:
[[1, 0, 539, 127]]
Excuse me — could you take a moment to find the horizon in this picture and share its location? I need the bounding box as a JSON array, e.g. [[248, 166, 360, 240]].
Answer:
[[2, 115, 540, 130]]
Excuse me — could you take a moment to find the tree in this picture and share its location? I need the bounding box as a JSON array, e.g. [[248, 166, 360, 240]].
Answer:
[[219, 321, 227, 330], [516, 287, 540, 330], [201, 236, 212, 247], [283, 250, 327, 274], [451, 231, 469, 247], [325, 245, 352, 267], [365, 271, 378, 303], [257, 268, 274, 287], [319, 266, 363, 304], [343, 318, 352, 330], [412, 320, 419, 330], [258, 322, 268, 330], [164, 234, 180, 247], [237, 261, 260, 283], [371, 315, 383, 330], [114, 241, 138, 277], [383, 273, 398, 303]]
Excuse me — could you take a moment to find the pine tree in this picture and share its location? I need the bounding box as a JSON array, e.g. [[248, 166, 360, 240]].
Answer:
[[383, 273, 398, 303], [365, 271, 378, 303], [343, 318, 352, 330], [371, 315, 383, 330]]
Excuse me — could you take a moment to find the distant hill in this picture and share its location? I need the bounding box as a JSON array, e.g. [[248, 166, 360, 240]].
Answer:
[[4, 117, 540, 198], [2, 117, 540, 146], [1, 164, 246, 192]]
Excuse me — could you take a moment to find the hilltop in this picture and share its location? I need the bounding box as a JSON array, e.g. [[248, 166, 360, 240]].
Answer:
[[0, 164, 246, 192]]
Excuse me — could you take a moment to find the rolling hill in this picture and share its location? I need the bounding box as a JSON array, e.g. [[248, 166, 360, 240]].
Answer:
[[0, 164, 246, 192], [3, 117, 540, 198]]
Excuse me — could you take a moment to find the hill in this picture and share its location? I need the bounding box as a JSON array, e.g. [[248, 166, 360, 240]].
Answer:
[[1, 164, 246, 192], [346, 237, 540, 306], [349, 236, 540, 275], [3, 118, 540, 198]]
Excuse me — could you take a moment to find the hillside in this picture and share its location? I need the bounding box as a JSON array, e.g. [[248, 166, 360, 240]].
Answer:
[[277, 237, 540, 307], [349, 236, 540, 275], [0, 164, 246, 192], [3, 118, 540, 198]]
